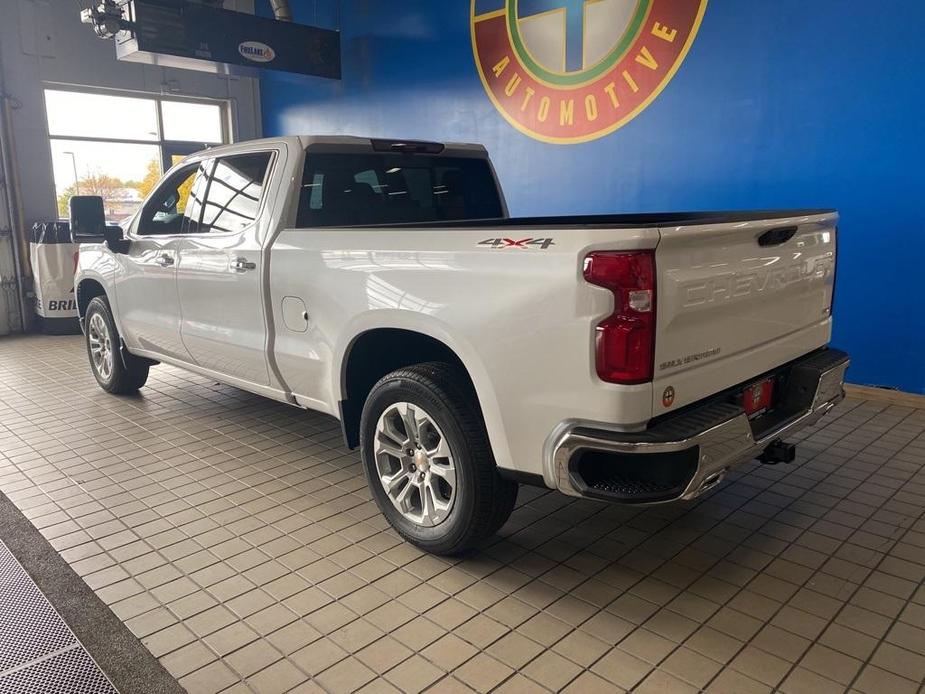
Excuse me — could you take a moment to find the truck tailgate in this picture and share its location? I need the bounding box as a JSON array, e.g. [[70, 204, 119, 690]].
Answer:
[[653, 213, 837, 414]]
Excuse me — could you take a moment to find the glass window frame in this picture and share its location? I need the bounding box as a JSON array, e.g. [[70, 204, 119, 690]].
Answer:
[[135, 150, 276, 238], [296, 152, 505, 228], [43, 84, 231, 221], [136, 160, 212, 237], [197, 152, 275, 235]]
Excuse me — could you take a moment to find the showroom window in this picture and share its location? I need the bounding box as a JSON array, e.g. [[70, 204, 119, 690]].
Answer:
[[44, 87, 228, 223]]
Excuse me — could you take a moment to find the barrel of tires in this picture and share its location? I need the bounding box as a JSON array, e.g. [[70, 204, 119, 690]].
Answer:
[[29, 221, 81, 335]]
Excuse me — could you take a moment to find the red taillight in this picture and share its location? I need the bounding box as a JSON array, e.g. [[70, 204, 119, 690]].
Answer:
[[583, 251, 656, 385]]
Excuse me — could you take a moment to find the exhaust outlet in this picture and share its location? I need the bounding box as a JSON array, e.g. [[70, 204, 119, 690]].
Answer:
[[698, 470, 726, 494]]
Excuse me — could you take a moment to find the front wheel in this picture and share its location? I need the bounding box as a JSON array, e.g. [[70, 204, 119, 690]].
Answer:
[[360, 362, 518, 555], [85, 296, 149, 394]]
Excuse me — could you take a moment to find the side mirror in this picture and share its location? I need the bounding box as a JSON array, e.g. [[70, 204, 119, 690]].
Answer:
[[68, 196, 128, 253], [69, 195, 106, 241]]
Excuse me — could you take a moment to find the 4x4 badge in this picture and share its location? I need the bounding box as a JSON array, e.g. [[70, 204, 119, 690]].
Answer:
[[478, 237, 555, 249]]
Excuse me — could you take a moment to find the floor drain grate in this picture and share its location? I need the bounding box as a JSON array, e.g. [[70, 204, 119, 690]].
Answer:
[[0, 541, 118, 693]]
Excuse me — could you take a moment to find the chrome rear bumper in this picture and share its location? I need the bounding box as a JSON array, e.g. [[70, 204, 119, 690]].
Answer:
[[552, 349, 849, 504]]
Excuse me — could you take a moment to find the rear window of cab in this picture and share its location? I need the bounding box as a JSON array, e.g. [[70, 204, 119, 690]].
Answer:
[[296, 153, 503, 227]]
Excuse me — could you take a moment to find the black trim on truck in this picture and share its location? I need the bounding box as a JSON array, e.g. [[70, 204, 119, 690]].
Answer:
[[325, 209, 837, 230], [644, 348, 849, 438], [554, 348, 850, 505], [497, 469, 547, 488], [338, 399, 361, 450]]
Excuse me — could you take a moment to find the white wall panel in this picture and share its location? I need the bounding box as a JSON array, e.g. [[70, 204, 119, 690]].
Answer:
[[0, 0, 263, 332]]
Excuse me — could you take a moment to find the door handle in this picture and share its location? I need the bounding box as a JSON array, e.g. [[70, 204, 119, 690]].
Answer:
[[232, 257, 257, 272], [758, 226, 799, 247], [155, 254, 175, 267]]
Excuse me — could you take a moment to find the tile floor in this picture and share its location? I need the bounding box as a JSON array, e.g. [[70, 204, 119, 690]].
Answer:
[[1, 335, 924, 694]]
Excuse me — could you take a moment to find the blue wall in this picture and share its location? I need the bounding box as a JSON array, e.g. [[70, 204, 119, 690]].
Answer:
[[260, 1, 925, 393]]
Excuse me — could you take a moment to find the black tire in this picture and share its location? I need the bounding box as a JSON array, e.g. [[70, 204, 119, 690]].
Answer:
[[84, 296, 150, 394], [360, 362, 518, 555]]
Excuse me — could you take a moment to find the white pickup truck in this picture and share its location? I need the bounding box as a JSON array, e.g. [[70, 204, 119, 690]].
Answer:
[[71, 136, 849, 554]]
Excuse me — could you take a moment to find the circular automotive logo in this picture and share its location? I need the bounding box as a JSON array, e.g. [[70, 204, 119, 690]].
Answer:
[[662, 386, 676, 408], [471, 0, 708, 144], [238, 41, 276, 63]]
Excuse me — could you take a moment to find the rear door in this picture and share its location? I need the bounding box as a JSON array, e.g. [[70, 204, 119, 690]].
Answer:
[[653, 213, 837, 414], [175, 150, 277, 386]]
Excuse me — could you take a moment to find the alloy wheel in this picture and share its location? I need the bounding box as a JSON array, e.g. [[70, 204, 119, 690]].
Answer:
[[88, 313, 113, 381], [373, 402, 457, 527]]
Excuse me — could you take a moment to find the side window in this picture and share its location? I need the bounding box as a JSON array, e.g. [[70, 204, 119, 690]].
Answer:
[[138, 162, 208, 235], [307, 173, 324, 210], [199, 152, 273, 233]]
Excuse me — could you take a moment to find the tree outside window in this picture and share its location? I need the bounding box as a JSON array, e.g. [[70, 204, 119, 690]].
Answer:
[[45, 89, 225, 223]]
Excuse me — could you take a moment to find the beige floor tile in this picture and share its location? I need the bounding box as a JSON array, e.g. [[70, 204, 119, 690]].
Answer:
[[561, 670, 618, 693], [522, 651, 582, 691], [751, 624, 812, 663], [2, 339, 923, 694], [245, 659, 309, 694], [160, 641, 217, 679], [357, 636, 414, 674], [142, 622, 198, 658], [179, 660, 240, 694], [515, 612, 572, 647], [454, 653, 514, 693], [799, 643, 863, 685], [486, 631, 543, 670], [385, 654, 444, 694], [266, 619, 323, 655], [289, 638, 348, 677], [494, 673, 551, 694], [615, 628, 674, 665], [660, 646, 723, 689], [591, 647, 652, 690], [780, 666, 847, 694], [853, 664, 920, 694], [224, 639, 282, 679], [730, 645, 791, 688], [314, 656, 376, 692], [329, 617, 385, 654], [553, 629, 610, 667], [870, 642, 925, 683], [453, 614, 507, 649], [392, 616, 446, 651], [706, 668, 773, 694], [636, 669, 698, 694]]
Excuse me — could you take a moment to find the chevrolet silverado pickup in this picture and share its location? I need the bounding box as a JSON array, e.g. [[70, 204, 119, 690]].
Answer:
[[70, 136, 849, 554]]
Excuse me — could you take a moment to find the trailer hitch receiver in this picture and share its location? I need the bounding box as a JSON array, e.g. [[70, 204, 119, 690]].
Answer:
[[757, 440, 797, 465]]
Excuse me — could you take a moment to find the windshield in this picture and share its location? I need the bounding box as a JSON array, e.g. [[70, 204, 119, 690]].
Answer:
[[296, 152, 504, 227]]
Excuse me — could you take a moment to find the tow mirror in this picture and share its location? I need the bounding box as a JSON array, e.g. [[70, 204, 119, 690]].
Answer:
[[69, 196, 105, 241], [69, 196, 128, 253]]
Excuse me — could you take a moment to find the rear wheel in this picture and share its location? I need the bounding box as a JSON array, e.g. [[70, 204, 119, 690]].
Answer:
[[360, 362, 518, 555], [85, 296, 149, 394]]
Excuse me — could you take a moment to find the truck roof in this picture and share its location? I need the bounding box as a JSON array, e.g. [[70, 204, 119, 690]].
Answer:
[[185, 136, 488, 159]]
